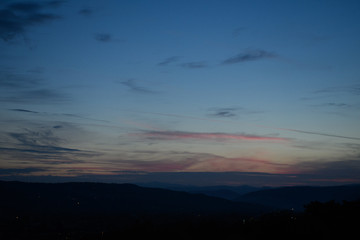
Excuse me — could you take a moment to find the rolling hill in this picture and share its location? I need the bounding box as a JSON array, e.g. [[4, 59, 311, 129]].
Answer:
[[236, 185, 360, 211], [0, 181, 267, 217]]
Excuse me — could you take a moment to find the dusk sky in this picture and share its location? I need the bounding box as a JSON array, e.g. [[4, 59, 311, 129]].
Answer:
[[1, 0, 360, 186]]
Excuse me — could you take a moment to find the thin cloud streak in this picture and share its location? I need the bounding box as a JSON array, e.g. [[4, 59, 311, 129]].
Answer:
[[157, 56, 180, 66], [181, 61, 208, 69], [0, 126, 100, 165], [222, 49, 277, 65], [0, 68, 70, 103], [314, 85, 360, 96], [134, 110, 360, 141], [6, 108, 110, 123], [8, 108, 39, 114], [207, 107, 262, 118], [275, 127, 360, 141], [94, 33, 112, 42], [136, 131, 288, 142], [120, 79, 157, 94]]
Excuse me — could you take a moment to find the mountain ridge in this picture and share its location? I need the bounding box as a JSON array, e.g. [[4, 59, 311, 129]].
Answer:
[[236, 184, 360, 211], [0, 180, 267, 217]]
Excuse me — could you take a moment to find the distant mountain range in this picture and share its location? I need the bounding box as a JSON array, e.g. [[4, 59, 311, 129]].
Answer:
[[136, 182, 264, 200], [136, 183, 360, 211], [0, 181, 266, 217], [236, 185, 360, 211], [137, 182, 360, 211], [1, 181, 359, 218]]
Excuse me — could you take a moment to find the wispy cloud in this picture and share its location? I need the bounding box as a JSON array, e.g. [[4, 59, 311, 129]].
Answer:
[[0, 127, 99, 165], [6, 108, 109, 124], [222, 49, 277, 65], [294, 158, 360, 184], [157, 56, 180, 66], [181, 61, 208, 69], [135, 130, 288, 142], [0, 88, 69, 104], [232, 27, 246, 37], [8, 108, 39, 114], [2, 149, 359, 185], [9, 128, 63, 146], [94, 33, 112, 42], [276, 127, 360, 141], [186, 155, 290, 173], [135, 110, 360, 141], [158, 57, 209, 69], [0, 1, 64, 42], [78, 8, 93, 17], [0, 68, 69, 103], [0, 167, 46, 176], [0, 68, 42, 88], [209, 108, 237, 118], [207, 107, 262, 118], [321, 103, 351, 108], [303, 85, 360, 101], [91, 150, 290, 174], [314, 85, 360, 96], [120, 79, 157, 94]]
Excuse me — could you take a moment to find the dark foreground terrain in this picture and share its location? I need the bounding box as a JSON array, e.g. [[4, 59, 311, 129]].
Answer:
[[1, 181, 359, 239]]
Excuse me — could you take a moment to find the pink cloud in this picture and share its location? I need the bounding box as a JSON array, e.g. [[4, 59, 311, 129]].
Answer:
[[185, 155, 292, 173], [100, 152, 293, 174], [136, 131, 288, 142]]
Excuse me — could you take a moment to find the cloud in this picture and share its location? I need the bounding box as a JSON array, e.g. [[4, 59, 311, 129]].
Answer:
[[136, 110, 360, 142], [294, 158, 360, 184], [20, 89, 68, 102], [6, 108, 109, 124], [78, 8, 93, 17], [207, 107, 262, 118], [0, 167, 46, 175], [9, 128, 63, 146], [116, 158, 197, 172], [232, 27, 246, 37], [157, 56, 180, 66], [310, 103, 352, 108], [314, 85, 360, 96], [303, 85, 360, 101], [276, 127, 360, 141], [120, 79, 157, 94], [0, 127, 99, 164], [0, 88, 69, 104], [92, 150, 290, 174], [222, 49, 277, 64], [158, 57, 209, 69], [0, 1, 64, 42], [2, 147, 359, 186], [62, 156, 360, 185], [8, 108, 39, 114], [322, 103, 351, 108], [0, 69, 69, 103], [0, 69, 42, 89], [209, 108, 237, 118], [199, 158, 288, 173], [94, 33, 112, 42], [135, 130, 288, 142], [181, 61, 208, 69]]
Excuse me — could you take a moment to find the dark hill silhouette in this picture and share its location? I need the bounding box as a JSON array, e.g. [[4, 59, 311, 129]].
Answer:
[[137, 182, 262, 200], [236, 185, 360, 211], [0, 181, 268, 217], [1, 181, 360, 239]]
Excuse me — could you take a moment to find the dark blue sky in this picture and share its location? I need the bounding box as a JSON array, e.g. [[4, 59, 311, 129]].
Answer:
[[1, 0, 360, 186]]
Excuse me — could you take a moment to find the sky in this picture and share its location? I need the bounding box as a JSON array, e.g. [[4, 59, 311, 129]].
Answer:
[[1, 0, 360, 186]]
